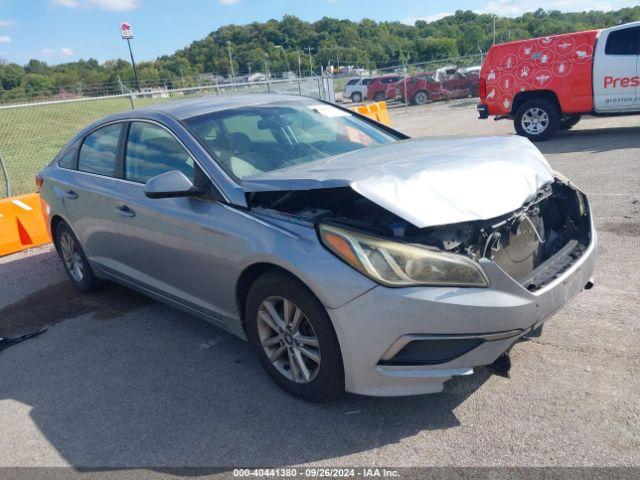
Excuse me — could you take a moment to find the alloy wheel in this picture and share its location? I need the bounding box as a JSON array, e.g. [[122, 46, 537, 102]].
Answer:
[[414, 91, 428, 104], [257, 296, 321, 384], [59, 231, 84, 283], [521, 107, 549, 135]]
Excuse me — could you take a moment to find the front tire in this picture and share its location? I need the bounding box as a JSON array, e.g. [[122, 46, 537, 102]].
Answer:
[[54, 221, 101, 293], [514, 98, 560, 141], [373, 91, 385, 102], [350, 92, 362, 103], [246, 271, 344, 402]]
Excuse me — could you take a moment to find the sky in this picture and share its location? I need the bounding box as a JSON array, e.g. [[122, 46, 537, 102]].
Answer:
[[0, 0, 638, 65]]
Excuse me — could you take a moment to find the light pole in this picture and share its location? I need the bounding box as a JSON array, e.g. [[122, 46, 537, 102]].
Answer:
[[227, 41, 235, 81]]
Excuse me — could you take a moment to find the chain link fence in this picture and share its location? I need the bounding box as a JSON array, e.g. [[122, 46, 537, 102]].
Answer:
[[333, 54, 483, 108], [0, 76, 334, 198]]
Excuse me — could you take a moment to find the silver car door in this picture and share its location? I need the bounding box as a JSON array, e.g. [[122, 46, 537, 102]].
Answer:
[[59, 122, 130, 269], [105, 120, 230, 325]]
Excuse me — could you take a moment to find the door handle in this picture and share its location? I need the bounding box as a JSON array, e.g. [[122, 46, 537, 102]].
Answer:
[[116, 205, 135, 217], [63, 190, 78, 199]]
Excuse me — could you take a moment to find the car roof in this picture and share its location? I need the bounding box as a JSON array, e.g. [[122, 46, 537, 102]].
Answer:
[[115, 93, 312, 121]]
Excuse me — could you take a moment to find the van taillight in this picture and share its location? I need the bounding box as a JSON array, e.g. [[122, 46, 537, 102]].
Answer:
[[479, 78, 487, 98], [35, 174, 43, 192]]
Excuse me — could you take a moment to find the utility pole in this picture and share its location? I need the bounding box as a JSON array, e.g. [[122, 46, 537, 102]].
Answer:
[[493, 15, 496, 45], [297, 49, 302, 78], [263, 53, 270, 79], [275, 46, 290, 76], [307, 46, 314, 76], [227, 41, 235, 80]]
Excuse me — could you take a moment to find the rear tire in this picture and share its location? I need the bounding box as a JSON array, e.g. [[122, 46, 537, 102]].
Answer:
[[54, 221, 101, 293], [560, 115, 581, 130], [412, 90, 429, 105], [514, 98, 560, 141], [350, 92, 362, 103], [245, 271, 344, 403]]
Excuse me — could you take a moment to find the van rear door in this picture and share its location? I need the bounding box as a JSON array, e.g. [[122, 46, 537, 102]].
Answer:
[[594, 24, 640, 112]]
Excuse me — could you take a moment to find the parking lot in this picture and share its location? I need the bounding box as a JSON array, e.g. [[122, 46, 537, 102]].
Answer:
[[1, 100, 638, 469]]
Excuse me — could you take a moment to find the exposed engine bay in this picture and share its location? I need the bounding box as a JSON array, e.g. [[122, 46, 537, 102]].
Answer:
[[248, 179, 591, 291]]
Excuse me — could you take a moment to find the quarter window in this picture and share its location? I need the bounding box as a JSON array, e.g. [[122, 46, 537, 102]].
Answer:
[[58, 143, 79, 169], [125, 122, 195, 184], [605, 27, 640, 55], [78, 123, 122, 177]]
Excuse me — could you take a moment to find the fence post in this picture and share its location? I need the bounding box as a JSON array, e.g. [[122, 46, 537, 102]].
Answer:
[[0, 148, 11, 198], [129, 92, 136, 110], [403, 65, 409, 112]]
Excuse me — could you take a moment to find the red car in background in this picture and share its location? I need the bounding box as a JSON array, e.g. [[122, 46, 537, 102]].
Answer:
[[387, 70, 481, 105], [385, 73, 447, 104], [366, 74, 404, 101], [436, 68, 480, 98]]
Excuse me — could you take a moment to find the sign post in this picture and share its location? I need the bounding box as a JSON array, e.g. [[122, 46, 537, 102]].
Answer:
[[120, 22, 140, 92]]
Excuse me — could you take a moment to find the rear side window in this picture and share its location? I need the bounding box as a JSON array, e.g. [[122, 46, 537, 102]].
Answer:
[[362, 78, 372, 85], [125, 122, 195, 183], [78, 123, 122, 176], [347, 79, 359, 86], [605, 27, 640, 55]]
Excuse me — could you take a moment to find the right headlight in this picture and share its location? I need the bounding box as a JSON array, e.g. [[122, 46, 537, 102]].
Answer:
[[318, 223, 489, 288]]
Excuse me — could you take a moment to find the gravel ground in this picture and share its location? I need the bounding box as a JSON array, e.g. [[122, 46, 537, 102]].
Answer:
[[0, 101, 638, 469]]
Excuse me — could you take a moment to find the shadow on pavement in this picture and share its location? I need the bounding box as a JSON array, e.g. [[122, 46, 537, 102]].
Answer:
[[0, 252, 491, 470], [537, 125, 640, 155]]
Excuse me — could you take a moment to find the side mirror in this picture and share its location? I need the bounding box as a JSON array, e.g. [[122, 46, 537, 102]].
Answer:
[[144, 170, 204, 199]]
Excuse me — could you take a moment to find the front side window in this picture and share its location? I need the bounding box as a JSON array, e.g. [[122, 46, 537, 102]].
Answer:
[[605, 27, 640, 55], [185, 100, 400, 180], [78, 123, 122, 177], [125, 122, 195, 183]]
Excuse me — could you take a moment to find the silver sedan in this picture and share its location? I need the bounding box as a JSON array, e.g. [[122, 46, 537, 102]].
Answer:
[[38, 94, 597, 401]]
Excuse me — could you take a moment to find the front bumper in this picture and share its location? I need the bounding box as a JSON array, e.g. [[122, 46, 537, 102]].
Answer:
[[327, 223, 597, 397]]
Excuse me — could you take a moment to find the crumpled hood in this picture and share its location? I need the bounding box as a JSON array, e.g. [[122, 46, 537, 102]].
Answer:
[[242, 135, 555, 228]]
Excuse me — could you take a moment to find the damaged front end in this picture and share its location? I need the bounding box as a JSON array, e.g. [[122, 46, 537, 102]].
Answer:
[[247, 177, 591, 292]]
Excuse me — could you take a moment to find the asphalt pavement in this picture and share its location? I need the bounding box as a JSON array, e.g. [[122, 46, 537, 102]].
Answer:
[[1, 101, 638, 469]]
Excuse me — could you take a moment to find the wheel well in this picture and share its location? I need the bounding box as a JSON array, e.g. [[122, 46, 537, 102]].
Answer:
[[511, 90, 561, 116], [50, 215, 65, 251], [235, 263, 306, 330]]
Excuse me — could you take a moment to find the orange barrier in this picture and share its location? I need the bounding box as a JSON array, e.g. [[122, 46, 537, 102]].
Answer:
[[0, 193, 52, 257], [351, 101, 392, 126]]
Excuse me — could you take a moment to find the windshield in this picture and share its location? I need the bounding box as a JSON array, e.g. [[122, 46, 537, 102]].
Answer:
[[184, 100, 400, 179]]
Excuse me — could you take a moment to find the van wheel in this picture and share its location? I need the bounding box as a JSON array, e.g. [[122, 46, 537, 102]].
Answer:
[[350, 92, 362, 103], [560, 115, 581, 130], [514, 99, 560, 141], [245, 271, 344, 403], [412, 90, 429, 105], [373, 91, 385, 102], [54, 221, 101, 293]]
